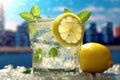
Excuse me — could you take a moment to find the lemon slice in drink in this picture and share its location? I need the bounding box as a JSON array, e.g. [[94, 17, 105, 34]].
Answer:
[[52, 13, 84, 47]]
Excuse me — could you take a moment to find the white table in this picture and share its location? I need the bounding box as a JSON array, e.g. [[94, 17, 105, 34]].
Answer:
[[0, 64, 120, 80]]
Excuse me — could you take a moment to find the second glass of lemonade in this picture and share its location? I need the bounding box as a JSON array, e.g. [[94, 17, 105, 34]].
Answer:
[[28, 16, 84, 79]]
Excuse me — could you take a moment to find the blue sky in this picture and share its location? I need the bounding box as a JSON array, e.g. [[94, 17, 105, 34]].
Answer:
[[1, 0, 120, 31]]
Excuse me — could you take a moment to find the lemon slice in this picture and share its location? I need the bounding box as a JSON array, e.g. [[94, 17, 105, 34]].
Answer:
[[52, 13, 84, 47]]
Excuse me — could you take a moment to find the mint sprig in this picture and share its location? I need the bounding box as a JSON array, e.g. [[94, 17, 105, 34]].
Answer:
[[20, 12, 34, 21], [23, 68, 32, 74], [20, 5, 40, 21], [33, 48, 43, 64], [49, 47, 58, 57], [77, 11, 91, 22], [30, 5, 40, 18], [63, 9, 91, 22], [64, 8, 73, 13]]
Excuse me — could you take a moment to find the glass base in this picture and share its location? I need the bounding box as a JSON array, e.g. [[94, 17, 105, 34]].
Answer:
[[34, 75, 80, 80], [33, 67, 80, 80]]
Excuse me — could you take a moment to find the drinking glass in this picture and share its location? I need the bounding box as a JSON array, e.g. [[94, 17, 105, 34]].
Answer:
[[28, 18, 84, 79]]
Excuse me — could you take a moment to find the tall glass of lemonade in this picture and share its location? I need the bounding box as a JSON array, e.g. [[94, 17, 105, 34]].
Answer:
[[28, 13, 85, 79]]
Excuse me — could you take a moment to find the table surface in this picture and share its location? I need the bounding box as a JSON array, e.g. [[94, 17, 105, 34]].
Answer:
[[0, 64, 120, 80]]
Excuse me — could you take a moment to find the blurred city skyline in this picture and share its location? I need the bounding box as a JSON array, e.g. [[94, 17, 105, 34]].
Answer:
[[0, 21, 120, 47], [0, 0, 120, 47], [0, 0, 120, 31]]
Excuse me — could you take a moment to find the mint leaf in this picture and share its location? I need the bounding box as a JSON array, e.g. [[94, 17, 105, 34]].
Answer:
[[19, 12, 34, 21], [23, 68, 32, 74], [77, 11, 91, 22], [49, 47, 58, 57], [47, 16, 50, 18], [33, 48, 43, 64], [64, 8, 72, 13], [31, 5, 40, 18]]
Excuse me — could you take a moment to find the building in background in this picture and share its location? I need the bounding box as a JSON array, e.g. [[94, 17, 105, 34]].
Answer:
[[0, 2, 4, 46], [0, 2, 4, 33], [15, 22, 30, 47], [114, 25, 120, 45], [85, 22, 98, 42], [97, 32, 104, 44], [102, 22, 114, 44], [3, 31, 15, 46], [114, 25, 120, 38]]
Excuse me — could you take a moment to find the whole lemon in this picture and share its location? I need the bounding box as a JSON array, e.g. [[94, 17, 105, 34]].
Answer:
[[80, 42, 113, 73]]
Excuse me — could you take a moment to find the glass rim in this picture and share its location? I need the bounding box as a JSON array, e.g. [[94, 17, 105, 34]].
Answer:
[[28, 18, 54, 23], [28, 18, 84, 24]]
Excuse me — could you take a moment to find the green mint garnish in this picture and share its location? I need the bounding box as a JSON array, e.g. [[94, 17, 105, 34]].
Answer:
[[30, 5, 40, 18], [19, 12, 34, 21], [19, 5, 40, 21], [63, 9, 91, 22], [64, 8, 72, 13], [47, 16, 50, 18], [49, 47, 58, 57], [33, 48, 43, 64], [23, 68, 32, 74], [77, 11, 91, 22]]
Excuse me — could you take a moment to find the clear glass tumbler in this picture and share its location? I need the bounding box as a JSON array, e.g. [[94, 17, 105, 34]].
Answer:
[[28, 18, 84, 79]]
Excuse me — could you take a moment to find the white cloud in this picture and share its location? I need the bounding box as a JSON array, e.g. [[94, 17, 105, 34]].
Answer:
[[0, 0, 17, 7], [84, 6, 120, 23], [89, 15, 107, 22], [53, 6, 65, 12], [83, 6, 104, 12], [108, 8, 120, 13], [88, 14, 119, 26], [5, 22, 17, 31]]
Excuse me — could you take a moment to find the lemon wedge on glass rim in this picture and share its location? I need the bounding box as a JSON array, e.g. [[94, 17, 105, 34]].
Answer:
[[52, 13, 84, 47]]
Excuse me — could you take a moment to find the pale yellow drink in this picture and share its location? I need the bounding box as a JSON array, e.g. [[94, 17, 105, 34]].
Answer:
[[28, 13, 84, 79]]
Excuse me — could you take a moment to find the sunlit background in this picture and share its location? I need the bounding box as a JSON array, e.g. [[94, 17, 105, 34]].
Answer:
[[1, 0, 120, 31], [0, 0, 120, 68]]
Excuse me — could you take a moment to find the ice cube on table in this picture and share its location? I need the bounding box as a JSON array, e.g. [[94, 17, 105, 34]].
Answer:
[[0, 64, 119, 80]]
